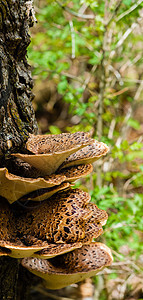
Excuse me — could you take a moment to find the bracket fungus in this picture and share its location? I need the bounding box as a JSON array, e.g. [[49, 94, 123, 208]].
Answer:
[[21, 243, 113, 289], [0, 132, 112, 287], [61, 142, 109, 168], [13, 132, 95, 175], [0, 168, 66, 204], [0, 189, 107, 258]]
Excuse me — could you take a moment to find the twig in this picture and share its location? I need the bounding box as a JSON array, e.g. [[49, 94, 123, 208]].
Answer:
[[120, 53, 142, 73], [115, 106, 132, 147], [106, 0, 123, 26], [134, 78, 143, 101], [114, 77, 143, 84], [69, 20, 75, 59], [109, 87, 129, 97], [78, 3, 88, 15], [115, 22, 138, 48], [116, 0, 143, 22], [82, 65, 97, 90], [94, 275, 104, 300], [108, 64, 124, 85], [119, 274, 135, 299], [56, 0, 94, 19], [108, 119, 116, 139]]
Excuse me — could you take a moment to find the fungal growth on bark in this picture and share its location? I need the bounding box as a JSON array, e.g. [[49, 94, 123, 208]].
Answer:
[[12, 132, 95, 174], [0, 0, 112, 295], [61, 142, 109, 168], [21, 243, 113, 289], [0, 133, 112, 287]]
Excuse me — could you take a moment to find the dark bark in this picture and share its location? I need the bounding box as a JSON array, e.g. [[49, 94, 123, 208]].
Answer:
[[0, 257, 19, 299], [0, 1, 39, 298], [0, 0, 38, 156]]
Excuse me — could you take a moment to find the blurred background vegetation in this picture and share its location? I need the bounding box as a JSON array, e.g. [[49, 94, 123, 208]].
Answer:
[[29, 0, 143, 299]]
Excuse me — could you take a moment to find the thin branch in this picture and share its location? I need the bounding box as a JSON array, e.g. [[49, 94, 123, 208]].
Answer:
[[69, 20, 75, 59], [123, 174, 138, 191], [56, 0, 95, 19], [108, 119, 116, 139], [134, 77, 143, 101], [120, 53, 142, 73], [106, 0, 123, 26], [115, 22, 138, 48], [116, 0, 143, 22], [109, 87, 129, 97], [82, 65, 97, 90]]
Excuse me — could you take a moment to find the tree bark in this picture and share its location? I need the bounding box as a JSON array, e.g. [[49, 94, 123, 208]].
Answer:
[[0, 0, 38, 156], [0, 257, 19, 300], [0, 1, 39, 298]]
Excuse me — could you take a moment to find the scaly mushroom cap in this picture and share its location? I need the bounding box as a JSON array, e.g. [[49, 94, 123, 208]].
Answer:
[[0, 189, 107, 258], [0, 198, 49, 258], [17, 189, 107, 244], [56, 163, 93, 182], [61, 142, 109, 168], [26, 132, 93, 154], [0, 198, 83, 258], [21, 242, 113, 289], [12, 132, 94, 175], [34, 242, 83, 259], [0, 168, 67, 204]]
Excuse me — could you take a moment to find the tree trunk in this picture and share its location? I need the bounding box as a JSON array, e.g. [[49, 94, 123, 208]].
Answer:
[[0, 0, 38, 298], [0, 257, 19, 299], [0, 0, 38, 156]]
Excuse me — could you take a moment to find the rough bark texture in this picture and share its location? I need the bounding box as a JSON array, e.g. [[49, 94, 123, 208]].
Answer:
[[0, 1, 39, 298], [0, 257, 19, 299], [0, 0, 38, 156]]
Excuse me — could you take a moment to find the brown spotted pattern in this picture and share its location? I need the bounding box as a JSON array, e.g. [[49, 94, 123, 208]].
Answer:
[[49, 243, 112, 273], [61, 142, 109, 168], [21, 242, 113, 274], [17, 189, 106, 244], [26, 132, 94, 154], [56, 164, 93, 182], [0, 189, 107, 255]]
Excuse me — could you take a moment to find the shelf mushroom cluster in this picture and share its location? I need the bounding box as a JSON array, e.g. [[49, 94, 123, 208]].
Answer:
[[0, 132, 113, 289]]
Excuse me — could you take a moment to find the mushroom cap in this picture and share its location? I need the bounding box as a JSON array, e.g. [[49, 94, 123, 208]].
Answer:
[[0, 198, 49, 258], [12, 132, 94, 175], [0, 203, 83, 259], [34, 242, 83, 259], [0, 189, 107, 258], [61, 142, 109, 168], [26, 132, 94, 154], [17, 189, 106, 245], [56, 163, 93, 182], [0, 168, 67, 204], [21, 242, 113, 289]]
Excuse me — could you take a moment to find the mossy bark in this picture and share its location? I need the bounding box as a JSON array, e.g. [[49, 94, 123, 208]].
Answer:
[[0, 0, 38, 157], [0, 0, 38, 298]]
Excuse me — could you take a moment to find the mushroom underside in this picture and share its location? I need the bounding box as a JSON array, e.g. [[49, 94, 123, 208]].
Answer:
[[0, 164, 93, 203], [21, 242, 113, 289]]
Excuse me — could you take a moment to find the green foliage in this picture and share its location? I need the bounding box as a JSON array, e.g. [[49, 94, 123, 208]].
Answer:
[[91, 186, 143, 255], [29, 1, 143, 294]]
